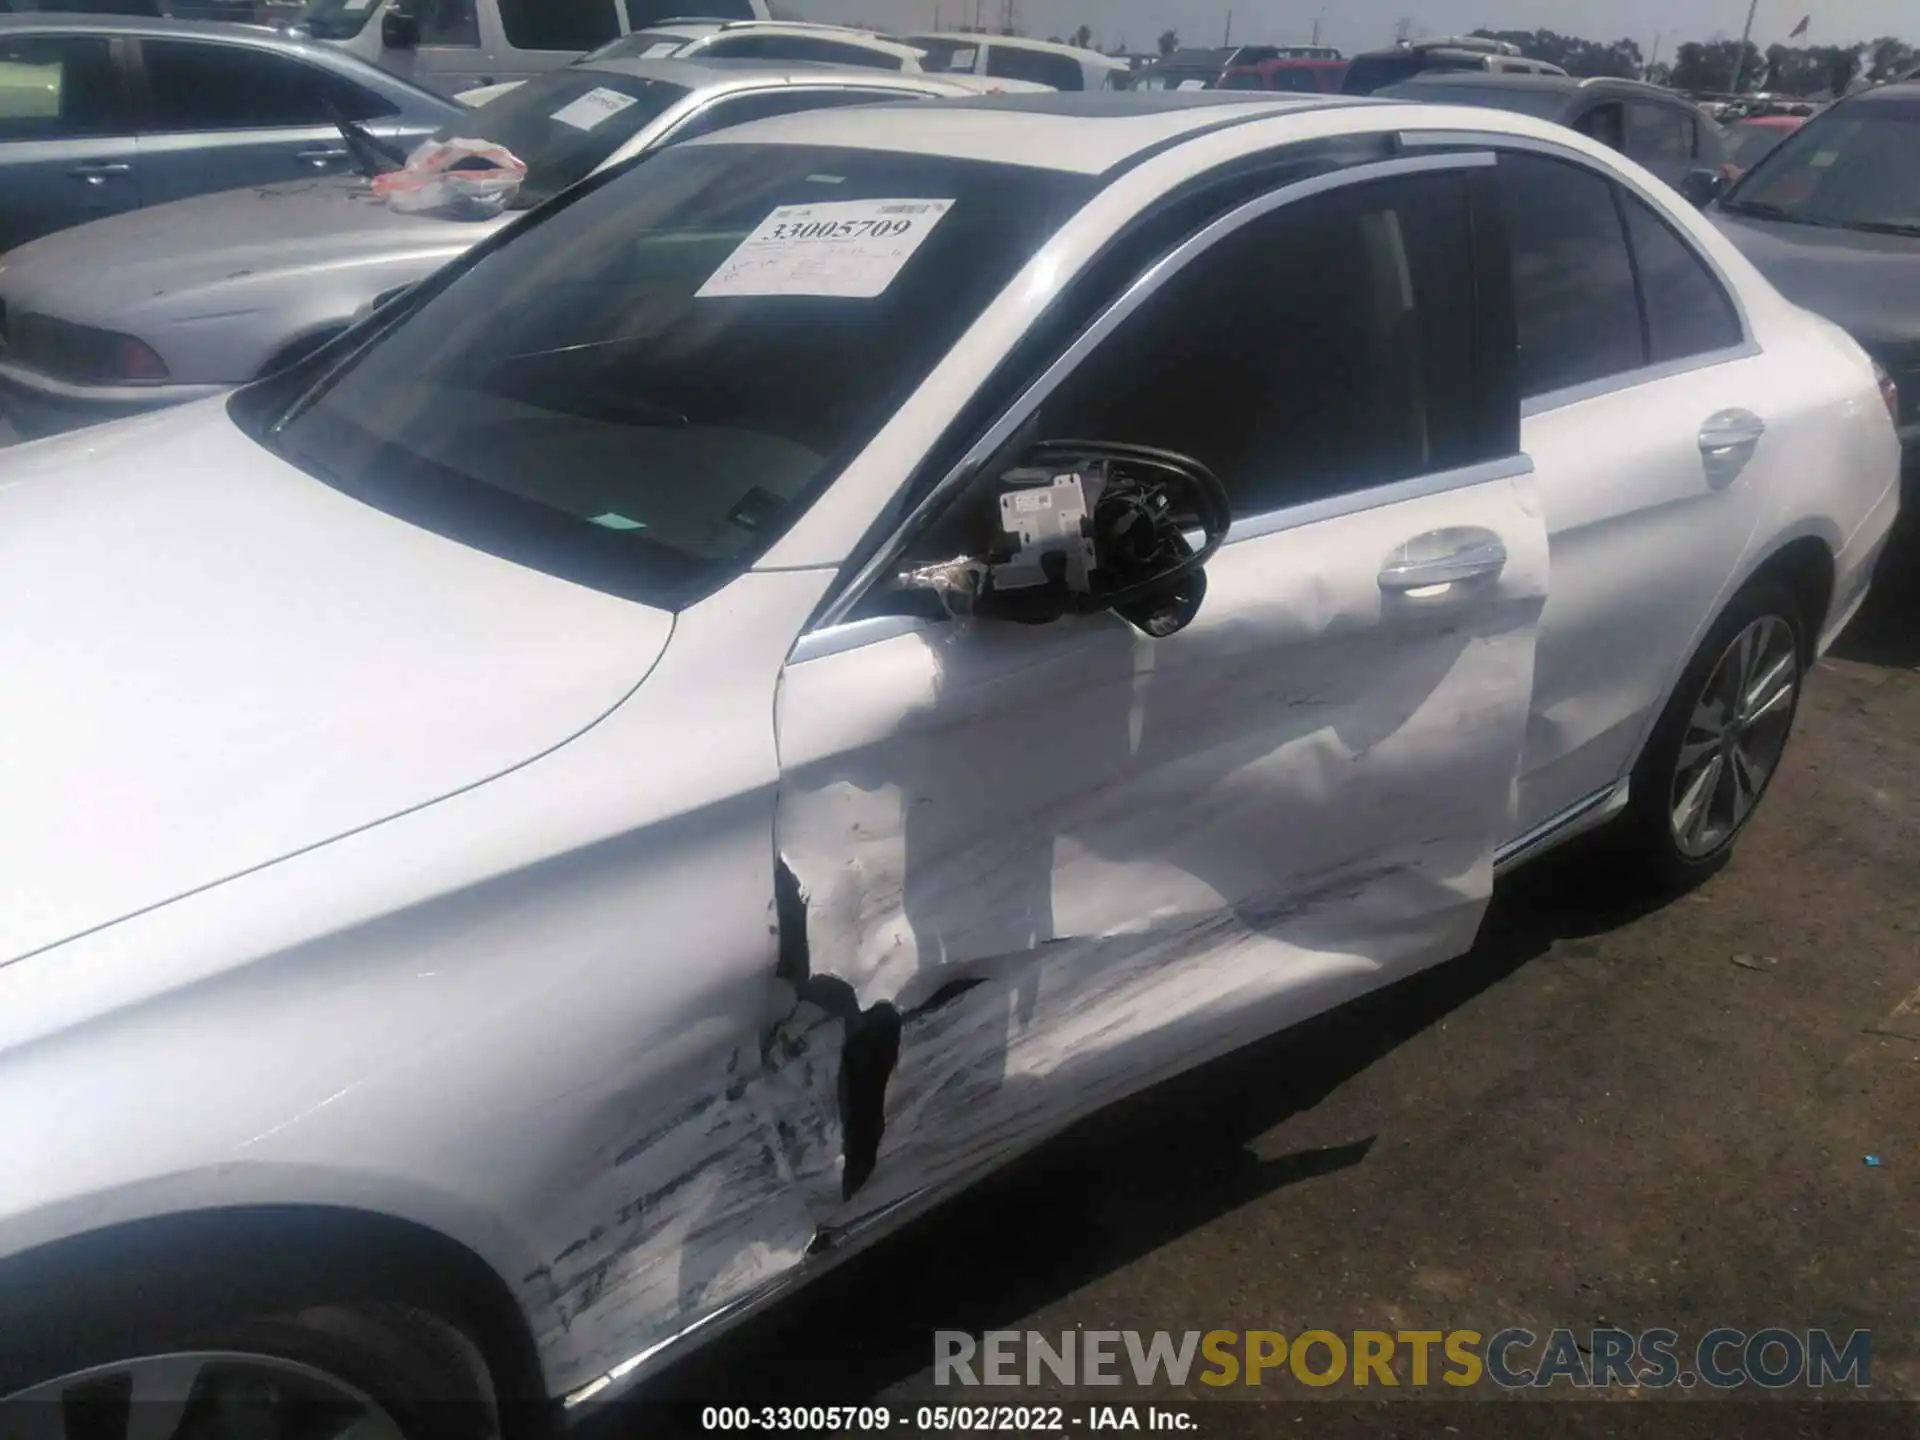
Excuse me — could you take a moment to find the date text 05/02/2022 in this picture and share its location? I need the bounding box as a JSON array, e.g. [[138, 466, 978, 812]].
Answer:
[[699, 1406, 1194, 1431]]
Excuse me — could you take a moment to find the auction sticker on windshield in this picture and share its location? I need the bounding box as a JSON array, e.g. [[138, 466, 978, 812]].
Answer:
[[696, 199, 954, 299], [550, 86, 642, 132]]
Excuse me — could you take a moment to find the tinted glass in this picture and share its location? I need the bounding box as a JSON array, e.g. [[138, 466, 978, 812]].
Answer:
[[1725, 98, 1920, 234], [299, 0, 377, 41], [0, 34, 120, 138], [1725, 120, 1796, 168], [1575, 101, 1624, 150], [1620, 190, 1741, 360], [428, 71, 688, 208], [418, 0, 480, 47], [985, 47, 1084, 90], [1219, 70, 1263, 90], [1341, 51, 1426, 93], [903, 37, 979, 72], [252, 144, 1094, 609], [1031, 172, 1495, 515], [1499, 152, 1642, 397], [623, 0, 752, 22], [142, 41, 394, 129], [1626, 102, 1693, 163], [498, 0, 621, 52]]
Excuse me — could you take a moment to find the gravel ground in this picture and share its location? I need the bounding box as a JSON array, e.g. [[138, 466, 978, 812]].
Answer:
[[605, 521, 1920, 1436]]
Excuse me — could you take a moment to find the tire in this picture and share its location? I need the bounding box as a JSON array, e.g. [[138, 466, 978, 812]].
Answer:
[[1615, 578, 1808, 893], [0, 1216, 518, 1440]]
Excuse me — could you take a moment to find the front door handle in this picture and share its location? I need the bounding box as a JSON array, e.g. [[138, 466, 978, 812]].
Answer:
[[1699, 408, 1766, 487], [1378, 527, 1509, 594], [69, 161, 132, 185], [296, 146, 351, 167]]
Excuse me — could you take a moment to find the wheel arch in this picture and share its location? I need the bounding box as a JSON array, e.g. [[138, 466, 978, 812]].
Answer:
[[0, 1204, 549, 1409]]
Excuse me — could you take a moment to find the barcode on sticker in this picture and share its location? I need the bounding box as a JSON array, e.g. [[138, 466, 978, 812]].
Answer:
[[879, 203, 936, 214]]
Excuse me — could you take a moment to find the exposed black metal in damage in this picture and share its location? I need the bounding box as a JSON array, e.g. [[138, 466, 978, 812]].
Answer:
[[775, 857, 902, 1202]]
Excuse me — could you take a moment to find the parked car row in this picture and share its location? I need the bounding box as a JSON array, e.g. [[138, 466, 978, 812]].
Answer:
[[0, 78, 1902, 1435]]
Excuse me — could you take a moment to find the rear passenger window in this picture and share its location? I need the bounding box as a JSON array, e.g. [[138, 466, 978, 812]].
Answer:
[[1626, 103, 1693, 163], [1619, 190, 1742, 361], [1499, 152, 1642, 398], [498, 0, 621, 52], [984, 47, 1085, 90], [0, 34, 121, 139], [1032, 171, 1499, 516], [141, 41, 396, 130]]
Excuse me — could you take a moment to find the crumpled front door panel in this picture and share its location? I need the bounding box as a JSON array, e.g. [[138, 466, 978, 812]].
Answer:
[[775, 471, 1549, 1216]]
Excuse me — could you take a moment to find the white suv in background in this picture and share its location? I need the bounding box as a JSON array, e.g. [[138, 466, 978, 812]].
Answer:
[[298, 0, 773, 96]]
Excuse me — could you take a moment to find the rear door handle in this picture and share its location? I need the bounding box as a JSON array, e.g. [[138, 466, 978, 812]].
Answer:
[[296, 146, 351, 167], [1378, 527, 1509, 593], [69, 161, 132, 185], [1698, 408, 1766, 487]]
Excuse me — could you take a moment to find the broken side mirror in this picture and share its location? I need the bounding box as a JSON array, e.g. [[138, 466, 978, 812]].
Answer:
[[897, 441, 1233, 639]]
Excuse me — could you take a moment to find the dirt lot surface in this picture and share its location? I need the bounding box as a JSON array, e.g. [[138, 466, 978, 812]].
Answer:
[[605, 522, 1920, 1439]]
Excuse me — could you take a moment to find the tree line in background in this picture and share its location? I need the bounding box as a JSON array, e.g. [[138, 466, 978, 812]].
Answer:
[[1441, 27, 1912, 95], [1010, 21, 1917, 92]]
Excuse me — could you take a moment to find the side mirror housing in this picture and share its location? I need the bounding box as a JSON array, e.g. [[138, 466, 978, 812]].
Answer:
[[897, 441, 1233, 638], [1680, 166, 1727, 208], [382, 6, 421, 50]]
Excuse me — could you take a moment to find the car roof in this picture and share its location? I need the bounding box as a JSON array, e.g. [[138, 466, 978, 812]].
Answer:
[[906, 32, 1128, 66], [0, 11, 293, 42], [684, 91, 1368, 173], [1851, 80, 1920, 104], [1381, 70, 1694, 102], [572, 55, 965, 91]]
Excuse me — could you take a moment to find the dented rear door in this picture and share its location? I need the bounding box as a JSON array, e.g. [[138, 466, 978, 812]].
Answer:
[[773, 158, 1549, 1225]]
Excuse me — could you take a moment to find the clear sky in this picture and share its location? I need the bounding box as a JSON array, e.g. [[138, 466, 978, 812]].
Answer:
[[787, 0, 1917, 59]]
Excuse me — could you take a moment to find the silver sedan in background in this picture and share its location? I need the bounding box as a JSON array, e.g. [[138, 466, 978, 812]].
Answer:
[[0, 58, 1009, 436]]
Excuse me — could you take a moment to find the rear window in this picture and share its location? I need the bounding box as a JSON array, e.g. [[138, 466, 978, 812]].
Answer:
[[1342, 52, 1430, 93], [1376, 79, 1569, 118], [905, 37, 980, 73], [249, 144, 1096, 610], [430, 70, 689, 208], [985, 46, 1085, 91]]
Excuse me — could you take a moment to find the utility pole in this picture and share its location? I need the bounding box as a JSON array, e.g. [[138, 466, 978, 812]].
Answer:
[[1223, 9, 1233, 45], [1310, 13, 1322, 46], [1645, 30, 1663, 79], [1729, 0, 1759, 93]]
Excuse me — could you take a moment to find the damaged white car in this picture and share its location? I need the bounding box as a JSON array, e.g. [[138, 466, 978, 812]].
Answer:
[[0, 92, 1901, 1434]]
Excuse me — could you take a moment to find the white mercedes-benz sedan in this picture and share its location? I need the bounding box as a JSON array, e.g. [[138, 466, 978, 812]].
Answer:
[[0, 92, 1901, 1434]]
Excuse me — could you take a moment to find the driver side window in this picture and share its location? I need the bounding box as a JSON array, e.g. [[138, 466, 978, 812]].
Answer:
[[1029, 170, 1503, 520]]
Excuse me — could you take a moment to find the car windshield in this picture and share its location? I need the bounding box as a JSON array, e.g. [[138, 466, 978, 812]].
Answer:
[[1724, 120, 1798, 168], [1376, 79, 1569, 119], [429, 70, 690, 210], [1722, 97, 1920, 234], [300, 0, 379, 41], [244, 143, 1095, 610], [581, 30, 695, 63]]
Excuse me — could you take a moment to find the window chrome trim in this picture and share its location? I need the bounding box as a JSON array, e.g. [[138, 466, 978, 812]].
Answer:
[[1494, 777, 1631, 874], [1222, 453, 1535, 546], [812, 148, 1500, 632], [1518, 340, 1762, 418]]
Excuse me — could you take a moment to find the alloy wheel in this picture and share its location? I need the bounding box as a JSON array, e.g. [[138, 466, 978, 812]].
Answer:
[[4, 1351, 406, 1440], [1668, 612, 1799, 859]]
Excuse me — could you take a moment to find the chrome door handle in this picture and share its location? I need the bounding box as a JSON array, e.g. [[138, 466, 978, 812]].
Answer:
[[296, 146, 351, 167], [1378, 527, 1509, 593], [1698, 408, 1766, 488], [69, 161, 132, 185]]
